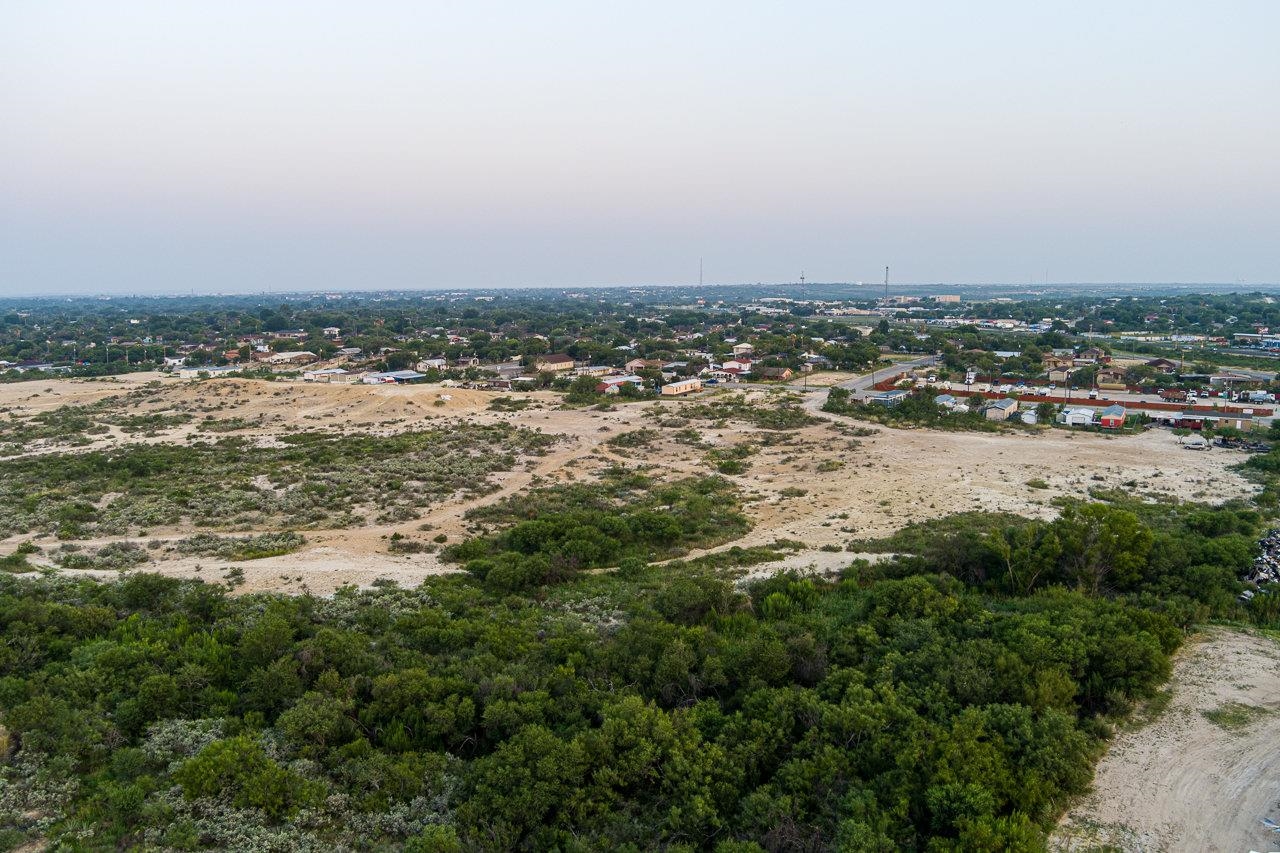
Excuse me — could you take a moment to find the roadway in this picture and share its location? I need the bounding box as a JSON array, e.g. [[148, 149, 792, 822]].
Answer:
[[790, 355, 940, 414]]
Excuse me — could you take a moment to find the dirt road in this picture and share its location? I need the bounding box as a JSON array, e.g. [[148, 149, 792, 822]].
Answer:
[[1052, 628, 1280, 853]]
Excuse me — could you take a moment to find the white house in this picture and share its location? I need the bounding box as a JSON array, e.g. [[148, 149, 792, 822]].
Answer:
[[704, 368, 743, 383], [721, 358, 753, 373], [303, 368, 349, 382], [177, 365, 240, 380], [732, 342, 755, 356], [1059, 408, 1095, 427]]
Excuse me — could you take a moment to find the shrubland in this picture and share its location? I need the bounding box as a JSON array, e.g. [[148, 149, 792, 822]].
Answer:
[[0, 489, 1271, 850], [0, 424, 555, 538], [444, 469, 749, 592]]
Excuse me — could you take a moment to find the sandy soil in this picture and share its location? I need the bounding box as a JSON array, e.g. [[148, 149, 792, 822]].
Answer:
[[0, 375, 1261, 594], [1052, 628, 1280, 853]]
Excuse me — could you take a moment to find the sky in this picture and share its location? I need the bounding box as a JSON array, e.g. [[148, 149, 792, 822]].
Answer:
[[1, 1, 1278, 295]]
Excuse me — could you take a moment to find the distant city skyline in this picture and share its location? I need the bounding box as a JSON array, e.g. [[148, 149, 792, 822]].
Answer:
[[2, 1, 1278, 295]]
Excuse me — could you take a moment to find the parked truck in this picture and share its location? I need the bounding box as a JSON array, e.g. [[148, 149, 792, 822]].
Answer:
[[1245, 390, 1276, 404]]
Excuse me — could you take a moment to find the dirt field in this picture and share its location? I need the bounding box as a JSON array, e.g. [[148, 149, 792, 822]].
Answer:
[[0, 374, 1261, 594], [1052, 628, 1280, 853]]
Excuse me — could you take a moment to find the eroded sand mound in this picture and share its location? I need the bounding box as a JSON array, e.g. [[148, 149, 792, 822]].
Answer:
[[1053, 628, 1280, 853]]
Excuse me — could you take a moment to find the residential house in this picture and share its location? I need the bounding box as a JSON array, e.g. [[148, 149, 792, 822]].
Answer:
[[574, 365, 613, 377], [731, 342, 755, 356], [1145, 358, 1179, 373], [871, 389, 909, 408], [303, 368, 349, 383], [264, 351, 318, 366], [596, 374, 645, 395], [362, 370, 426, 384], [721, 358, 753, 373], [660, 377, 702, 396], [1041, 354, 1075, 371], [534, 354, 576, 373], [1095, 367, 1129, 390], [417, 357, 448, 371], [1059, 408, 1095, 427], [177, 365, 240, 380], [1076, 346, 1111, 364], [704, 368, 743, 383], [624, 358, 664, 372], [1099, 404, 1127, 429], [1047, 366, 1077, 384], [757, 367, 793, 381], [1174, 410, 1257, 432], [488, 363, 526, 380]]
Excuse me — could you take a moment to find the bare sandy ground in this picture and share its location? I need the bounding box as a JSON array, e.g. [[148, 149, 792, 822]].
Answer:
[[0, 375, 1261, 594], [1052, 628, 1280, 853]]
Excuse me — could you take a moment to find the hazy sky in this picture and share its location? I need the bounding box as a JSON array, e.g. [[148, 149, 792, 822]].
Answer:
[[2, 1, 1277, 294]]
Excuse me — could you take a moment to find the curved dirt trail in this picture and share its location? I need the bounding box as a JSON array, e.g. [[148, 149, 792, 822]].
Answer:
[[1052, 628, 1280, 853]]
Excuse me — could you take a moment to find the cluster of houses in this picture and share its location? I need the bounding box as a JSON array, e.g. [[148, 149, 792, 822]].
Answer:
[[872, 388, 1132, 429]]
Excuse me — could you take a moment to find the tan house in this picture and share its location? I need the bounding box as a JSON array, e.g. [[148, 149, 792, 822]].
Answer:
[[1078, 346, 1111, 364], [625, 358, 664, 372], [264, 350, 318, 366], [534, 354, 576, 373], [757, 366, 794, 381], [660, 377, 702, 396], [982, 398, 1018, 421], [1041, 354, 1075, 371], [1096, 367, 1129, 390]]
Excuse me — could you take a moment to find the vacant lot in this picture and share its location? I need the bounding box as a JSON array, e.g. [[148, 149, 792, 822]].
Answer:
[[0, 375, 1259, 593], [1052, 628, 1280, 853]]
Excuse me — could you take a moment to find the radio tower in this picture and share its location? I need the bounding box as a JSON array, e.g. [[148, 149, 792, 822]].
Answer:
[[884, 266, 890, 303], [800, 270, 805, 286]]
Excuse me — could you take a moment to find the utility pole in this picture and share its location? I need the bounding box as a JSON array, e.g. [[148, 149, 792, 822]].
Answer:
[[884, 266, 890, 304]]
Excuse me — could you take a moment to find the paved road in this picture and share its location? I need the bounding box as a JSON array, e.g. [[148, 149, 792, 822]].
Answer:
[[792, 355, 940, 414]]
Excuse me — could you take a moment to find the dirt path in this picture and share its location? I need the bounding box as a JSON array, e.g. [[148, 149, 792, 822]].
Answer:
[[1052, 627, 1280, 853]]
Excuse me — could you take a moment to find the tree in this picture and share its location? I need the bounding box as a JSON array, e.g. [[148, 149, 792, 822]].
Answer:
[[384, 350, 415, 371], [1052, 504, 1153, 594], [987, 522, 1062, 595]]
